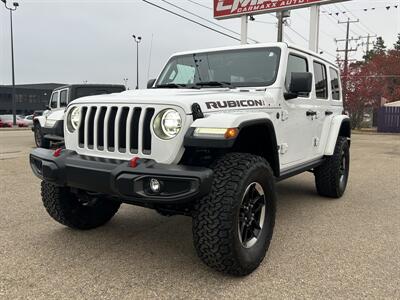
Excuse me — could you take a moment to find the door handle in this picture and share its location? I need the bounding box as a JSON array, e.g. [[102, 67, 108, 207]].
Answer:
[[325, 110, 333, 116], [306, 110, 317, 117]]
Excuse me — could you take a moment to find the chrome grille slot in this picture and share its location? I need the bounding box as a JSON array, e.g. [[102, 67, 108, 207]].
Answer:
[[77, 105, 155, 156]]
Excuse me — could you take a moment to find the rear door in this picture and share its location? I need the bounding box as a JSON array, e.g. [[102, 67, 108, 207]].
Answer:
[[311, 60, 330, 157], [312, 63, 343, 157]]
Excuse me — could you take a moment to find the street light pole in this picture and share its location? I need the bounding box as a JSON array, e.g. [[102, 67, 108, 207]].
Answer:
[[2, 0, 19, 126], [132, 34, 142, 89]]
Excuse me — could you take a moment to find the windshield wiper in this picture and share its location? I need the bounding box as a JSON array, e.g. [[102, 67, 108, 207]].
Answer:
[[154, 83, 188, 89], [194, 81, 232, 88]]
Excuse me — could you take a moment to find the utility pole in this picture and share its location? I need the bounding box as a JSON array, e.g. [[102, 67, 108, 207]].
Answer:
[[276, 10, 290, 42], [309, 5, 320, 52], [132, 35, 142, 90], [240, 15, 248, 44], [2, 0, 19, 126], [336, 18, 359, 101], [359, 34, 377, 54]]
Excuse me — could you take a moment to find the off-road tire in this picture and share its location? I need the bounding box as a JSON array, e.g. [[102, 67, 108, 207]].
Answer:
[[314, 136, 350, 198], [41, 181, 121, 230], [192, 153, 276, 276], [34, 125, 50, 149]]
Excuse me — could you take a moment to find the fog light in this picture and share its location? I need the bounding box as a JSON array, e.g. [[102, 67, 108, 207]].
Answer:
[[149, 178, 161, 193]]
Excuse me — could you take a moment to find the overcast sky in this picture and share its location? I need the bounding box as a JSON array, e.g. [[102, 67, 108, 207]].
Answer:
[[1, 0, 399, 89]]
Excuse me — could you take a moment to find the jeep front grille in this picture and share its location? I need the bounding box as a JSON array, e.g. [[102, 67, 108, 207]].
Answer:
[[78, 105, 155, 155]]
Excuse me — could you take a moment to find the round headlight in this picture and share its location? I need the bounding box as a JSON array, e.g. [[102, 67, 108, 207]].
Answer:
[[153, 109, 182, 140], [67, 106, 81, 132]]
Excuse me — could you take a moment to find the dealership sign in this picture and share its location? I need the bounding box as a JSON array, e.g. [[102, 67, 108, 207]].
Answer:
[[214, 0, 347, 19]]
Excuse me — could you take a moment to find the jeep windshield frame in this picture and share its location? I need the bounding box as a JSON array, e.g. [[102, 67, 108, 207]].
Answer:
[[155, 47, 281, 89]]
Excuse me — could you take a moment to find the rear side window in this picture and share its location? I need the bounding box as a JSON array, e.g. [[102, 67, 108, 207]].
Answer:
[[50, 92, 59, 109], [286, 54, 309, 96], [60, 90, 68, 107], [313, 61, 328, 99], [329, 68, 341, 100]]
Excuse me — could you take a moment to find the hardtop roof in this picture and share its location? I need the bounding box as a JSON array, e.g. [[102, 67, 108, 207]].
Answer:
[[171, 42, 338, 69]]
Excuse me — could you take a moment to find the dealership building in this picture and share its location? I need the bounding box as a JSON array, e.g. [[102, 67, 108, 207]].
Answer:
[[0, 83, 64, 115]]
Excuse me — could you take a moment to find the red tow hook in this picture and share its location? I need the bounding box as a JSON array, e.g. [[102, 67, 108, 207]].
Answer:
[[53, 148, 63, 158], [129, 157, 140, 168]]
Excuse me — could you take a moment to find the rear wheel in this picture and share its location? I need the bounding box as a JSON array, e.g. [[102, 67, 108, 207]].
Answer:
[[41, 181, 121, 230], [192, 153, 276, 276], [314, 136, 350, 198], [34, 124, 50, 148]]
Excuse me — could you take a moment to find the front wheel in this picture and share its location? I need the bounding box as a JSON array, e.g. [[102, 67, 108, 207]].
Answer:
[[34, 125, 50, 148], [192, 153, 276, 276], [41, 181, 121, 230], [314, 136, 350, 198]]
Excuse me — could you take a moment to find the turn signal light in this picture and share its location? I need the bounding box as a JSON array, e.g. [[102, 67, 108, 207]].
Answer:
[[224, 128, 239, 139]]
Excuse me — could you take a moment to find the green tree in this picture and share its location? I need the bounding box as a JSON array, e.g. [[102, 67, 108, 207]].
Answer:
[[364, 36, 387, 61], [394, 33, 400, 50]]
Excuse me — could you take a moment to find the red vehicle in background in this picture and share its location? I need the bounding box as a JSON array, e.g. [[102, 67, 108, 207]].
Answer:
[[0, 115, 29, 127]]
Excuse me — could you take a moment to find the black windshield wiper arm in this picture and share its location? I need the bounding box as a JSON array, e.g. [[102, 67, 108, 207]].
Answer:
[[195, 81, 232, 88], [154, 83, 187, 89]]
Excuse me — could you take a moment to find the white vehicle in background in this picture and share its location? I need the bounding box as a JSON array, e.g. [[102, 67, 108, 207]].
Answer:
[[24, 115, 34, 127], [30, 42, 351, 276], [33, 84, 126, 148]]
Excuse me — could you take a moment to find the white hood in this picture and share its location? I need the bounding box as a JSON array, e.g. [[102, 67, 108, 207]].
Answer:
[[70, 88, 281, 114]]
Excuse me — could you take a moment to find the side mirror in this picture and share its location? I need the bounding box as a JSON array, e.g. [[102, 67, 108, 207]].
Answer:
[[45, 105, 51, 110], [147, 79, 156, 89], [284, 72, 313, 100]]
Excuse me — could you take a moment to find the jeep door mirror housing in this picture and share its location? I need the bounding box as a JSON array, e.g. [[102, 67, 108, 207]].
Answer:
[[284, 72, 313, 100], [147, 79, 156, 89]]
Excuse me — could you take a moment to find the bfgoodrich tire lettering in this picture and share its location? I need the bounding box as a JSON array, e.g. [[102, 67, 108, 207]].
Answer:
[[314, 136, 350, 198], [41, 181, 120, 230], [192, 153, 276, 276]]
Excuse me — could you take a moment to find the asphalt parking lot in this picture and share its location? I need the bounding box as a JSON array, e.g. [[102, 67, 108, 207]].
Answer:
[[0, 130, 399, 299]]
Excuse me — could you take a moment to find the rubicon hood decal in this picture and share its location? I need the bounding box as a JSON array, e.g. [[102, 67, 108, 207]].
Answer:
[[205, 99, 266, 109]]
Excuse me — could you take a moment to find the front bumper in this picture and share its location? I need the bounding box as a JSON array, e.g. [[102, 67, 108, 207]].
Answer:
[[30, 148, 213, 204]]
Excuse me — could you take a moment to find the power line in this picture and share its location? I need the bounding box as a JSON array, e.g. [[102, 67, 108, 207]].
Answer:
[[141, 0, 241, 42], [285, 25, 337, 59], [160, 0, 258, 43], [338, 2, 378, 35], [186, 0, 212, 10], [336, 18, 360, 100], [333, 4, 365, 36]]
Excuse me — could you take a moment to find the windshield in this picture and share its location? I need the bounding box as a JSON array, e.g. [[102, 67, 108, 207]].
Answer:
[[156, 47, 281, 89]]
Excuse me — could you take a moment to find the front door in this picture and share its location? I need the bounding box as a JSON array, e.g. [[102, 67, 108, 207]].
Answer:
[[279, 52, 316, 167]]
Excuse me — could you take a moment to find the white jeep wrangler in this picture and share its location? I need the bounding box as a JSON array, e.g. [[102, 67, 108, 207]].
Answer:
[[30, 43, 350, 276], [33, 84, 126, 148]]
